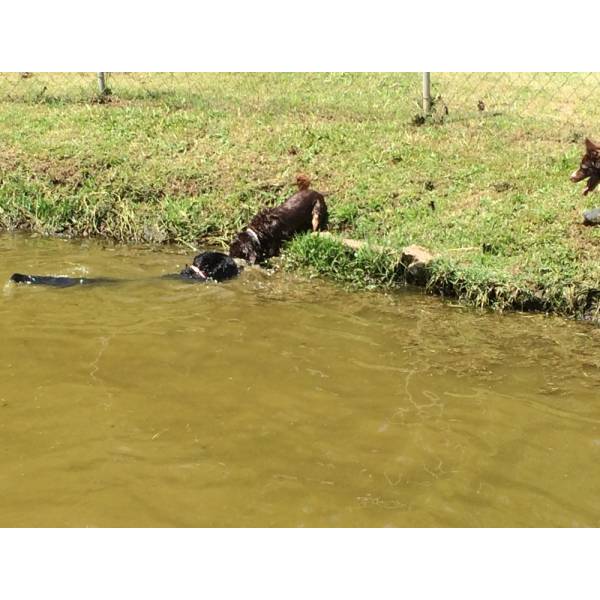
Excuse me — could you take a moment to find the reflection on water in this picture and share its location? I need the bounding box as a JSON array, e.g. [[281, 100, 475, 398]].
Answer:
[[1, 232, 600, 527]]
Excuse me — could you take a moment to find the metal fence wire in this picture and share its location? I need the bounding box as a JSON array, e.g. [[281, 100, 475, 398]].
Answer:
[[425, 72, 600, 123], [0, 72, 599, 125]]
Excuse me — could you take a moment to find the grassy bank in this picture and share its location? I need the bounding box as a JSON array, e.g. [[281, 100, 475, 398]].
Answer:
[[1, 72, 600, 318]]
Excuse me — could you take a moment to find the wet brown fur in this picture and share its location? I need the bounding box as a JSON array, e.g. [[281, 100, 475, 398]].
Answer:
[[571, 138, 600, 196], [229, 175, 328, 264]]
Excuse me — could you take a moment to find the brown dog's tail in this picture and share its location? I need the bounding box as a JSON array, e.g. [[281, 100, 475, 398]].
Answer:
[[296, 174, 311, 190]]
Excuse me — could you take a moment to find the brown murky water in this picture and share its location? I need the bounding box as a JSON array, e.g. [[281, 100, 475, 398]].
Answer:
[[1, 233, 600, 527]]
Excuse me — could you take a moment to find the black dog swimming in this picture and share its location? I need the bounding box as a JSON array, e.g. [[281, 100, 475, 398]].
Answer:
[[9, 273, 118, 287], [178, 251, 239, 282], [10, 251, 240, 287]]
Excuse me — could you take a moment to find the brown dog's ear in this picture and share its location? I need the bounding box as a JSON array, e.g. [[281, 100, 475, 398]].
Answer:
[[585, 138, 599, 152]]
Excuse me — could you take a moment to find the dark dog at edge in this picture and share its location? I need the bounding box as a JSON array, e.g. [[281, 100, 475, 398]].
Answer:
[[571, 138, 600, 225], [229, 175, 328, 264], [570, 138, 600, 196], [10, 251, 239, 287]]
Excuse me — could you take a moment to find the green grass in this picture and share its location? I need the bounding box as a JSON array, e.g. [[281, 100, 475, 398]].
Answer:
[[1, 72, 600, 319]]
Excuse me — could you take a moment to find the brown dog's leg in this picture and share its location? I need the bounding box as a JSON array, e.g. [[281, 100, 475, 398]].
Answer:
[[584, 174, 600, 196], [312, 211, 320, 231], [312, 199, 327, 231]]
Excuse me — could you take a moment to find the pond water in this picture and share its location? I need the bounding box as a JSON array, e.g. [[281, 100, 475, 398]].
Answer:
[[1, 232, 600, 527]]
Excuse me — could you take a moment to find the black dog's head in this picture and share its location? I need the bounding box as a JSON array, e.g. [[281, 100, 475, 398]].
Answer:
[[571, 138, 600, 196], [10, 273, 34, 284], [229, 231, 259, 264], [180, 251, 240, 282]]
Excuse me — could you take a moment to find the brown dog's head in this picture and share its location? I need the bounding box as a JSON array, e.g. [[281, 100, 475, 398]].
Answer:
[[571, 138, 600, 195]]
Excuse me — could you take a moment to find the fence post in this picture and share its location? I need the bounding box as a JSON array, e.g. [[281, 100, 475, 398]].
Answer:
[[422, 72, 431, 115], [97, 72, 107, 95]]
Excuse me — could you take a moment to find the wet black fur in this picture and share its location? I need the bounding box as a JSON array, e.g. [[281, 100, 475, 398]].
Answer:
[[179, 251, 239, 281], [10, 252, 239, 287], [9, 274, 117, 287]]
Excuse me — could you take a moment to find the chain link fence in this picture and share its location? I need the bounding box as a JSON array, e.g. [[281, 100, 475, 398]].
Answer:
[[426, 72, 600, 124], [0, 72, 599, 126]]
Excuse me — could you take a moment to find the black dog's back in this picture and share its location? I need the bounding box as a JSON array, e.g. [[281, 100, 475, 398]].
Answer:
[[10, 252, 240, 288], [9, 273, 118, 287]]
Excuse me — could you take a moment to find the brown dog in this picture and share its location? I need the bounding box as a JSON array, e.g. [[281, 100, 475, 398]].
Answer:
[[570, 138, 600, 195], [229, 175, 328, 264]]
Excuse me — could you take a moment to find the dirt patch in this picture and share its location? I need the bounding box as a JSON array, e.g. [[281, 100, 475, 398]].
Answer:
[[0, 149, 22, 173], [88, 94, 128, 108], [492, 181, 513, 193], [0, 152, 88, 188], [166, 177, 214, 197], [255, 182, 286, 195], [568, 219, 600, 261], [30, 158, 85, 188], [447, 191, 483, 215]]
